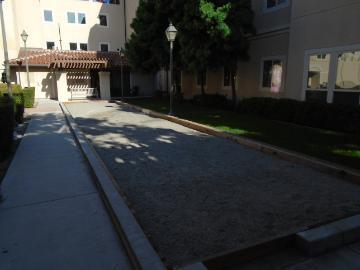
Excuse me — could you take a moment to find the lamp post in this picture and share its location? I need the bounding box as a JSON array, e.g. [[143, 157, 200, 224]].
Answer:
[[165, 22, 177, 116], [120, 47, 125, 101], [0, 0, 12, 96], [21, 30, 30, 88]]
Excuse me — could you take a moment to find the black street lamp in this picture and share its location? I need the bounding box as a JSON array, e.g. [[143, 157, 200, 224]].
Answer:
[[120, 47, 125, 101], [21, 30, 30, 88], [165, 22, 178, 116]]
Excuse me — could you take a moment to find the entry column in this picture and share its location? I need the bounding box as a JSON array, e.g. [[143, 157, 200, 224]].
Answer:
[[99, 71, 111, 100]]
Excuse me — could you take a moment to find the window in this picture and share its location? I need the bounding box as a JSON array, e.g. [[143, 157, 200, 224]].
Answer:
[[93, 0, 120, 4], [98, 14, 108, 26], [261, 59, 283, 92], [78, 13, 86, 24], [196, 71, 207, 86], [335, 51, 360, 90], [46, 42, 55, 50], [67, 12, 76, 23], [317, 54, 327, 60], [223, 67, 231, 87], [265, 0, 288, 10], [80, 43, 88, 51], [307, 54, 330, 90], [304, 46, 360, 106], [44, 10, 53, 22], [100, 43, 109, 52], [70, 42, 78, 50]]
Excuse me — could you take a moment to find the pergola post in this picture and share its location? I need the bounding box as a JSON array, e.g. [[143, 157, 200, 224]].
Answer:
[[99, 71, 111, 100]]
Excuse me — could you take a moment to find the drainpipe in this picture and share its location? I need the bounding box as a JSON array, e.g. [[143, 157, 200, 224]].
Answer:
[[123, 0, 127, 43]]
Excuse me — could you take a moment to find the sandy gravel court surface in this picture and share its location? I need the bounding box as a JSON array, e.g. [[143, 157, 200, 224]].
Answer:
[[66, 101, 360, 267]]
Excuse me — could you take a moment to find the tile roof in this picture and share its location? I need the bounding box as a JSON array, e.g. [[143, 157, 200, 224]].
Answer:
[[10, 48, 128, 69]]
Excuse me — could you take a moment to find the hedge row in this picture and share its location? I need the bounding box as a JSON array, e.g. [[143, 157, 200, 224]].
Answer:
[[192, 94, 230, 109], [238, 97, 360, 135], [0, 84, 35, 108], [23, 87, 35, 108], [0, 97, 15, 161], [0, 84, 25, 123]]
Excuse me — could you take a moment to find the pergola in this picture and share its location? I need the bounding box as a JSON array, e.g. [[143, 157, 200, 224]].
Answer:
[[9, 49, 128, 101], [10, 49, 127, 70]]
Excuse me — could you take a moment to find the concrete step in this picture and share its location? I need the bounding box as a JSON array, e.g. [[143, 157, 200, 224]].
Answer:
[[296, 215, 360, 256]]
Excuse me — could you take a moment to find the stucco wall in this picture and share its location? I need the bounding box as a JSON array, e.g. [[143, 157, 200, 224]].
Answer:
[[131, 73, 156, 97], [0, 0, 138, 65], [14, 68, 58, 99], [286, 0, 360, 100], [251, 0, 291, 33]]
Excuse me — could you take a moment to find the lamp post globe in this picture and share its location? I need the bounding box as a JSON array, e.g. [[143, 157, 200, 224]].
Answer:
[[165, 22, 178, 42], [21, 30, 28, 43], [165, 22, 177, 116]]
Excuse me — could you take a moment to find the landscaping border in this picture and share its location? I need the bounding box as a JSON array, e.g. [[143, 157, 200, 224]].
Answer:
[[60, 102, 166, 270], [116, 101, 360, 184]]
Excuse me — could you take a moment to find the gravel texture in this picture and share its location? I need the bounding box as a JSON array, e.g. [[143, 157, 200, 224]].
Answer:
[[66, 101, 360, 267]]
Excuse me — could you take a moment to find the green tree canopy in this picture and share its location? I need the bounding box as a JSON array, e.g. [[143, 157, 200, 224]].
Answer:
[[126, 0, 255, 103]]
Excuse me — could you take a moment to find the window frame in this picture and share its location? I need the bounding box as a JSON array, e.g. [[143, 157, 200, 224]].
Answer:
[[259, 55, 286, 92], [79, 43, 88, 51], [98, 13, 109, 27], [69, 42, 78, 51], [263, 0, 290, 13], [303, 44, 360, 104], [196, 71, 207, 88], [43, 10, 54, 23], [99, 42, 110, 52], [77, 12, 87, 25], [46, 41, 55, 50], [222, 67, 231, 89], [67, 11, 76, 24]]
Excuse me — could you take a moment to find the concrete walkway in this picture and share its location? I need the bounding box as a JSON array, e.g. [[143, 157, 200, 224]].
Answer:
[[0, 100, 132, 270]]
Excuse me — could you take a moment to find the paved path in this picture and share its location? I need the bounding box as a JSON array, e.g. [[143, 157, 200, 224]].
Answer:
[[0, 100, 132, 270], [66, 101, 360, 267]]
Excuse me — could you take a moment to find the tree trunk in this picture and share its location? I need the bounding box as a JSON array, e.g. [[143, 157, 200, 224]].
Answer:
[[230, 64, 237, 110]]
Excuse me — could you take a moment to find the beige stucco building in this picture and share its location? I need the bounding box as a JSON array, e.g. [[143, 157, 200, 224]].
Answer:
[[0, 0, 153, 101], [2, 0, 360, 105], [182, 0, 360, 106]]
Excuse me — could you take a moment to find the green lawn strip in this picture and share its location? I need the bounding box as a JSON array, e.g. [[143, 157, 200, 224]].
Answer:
[[126, 99, 360, 170]]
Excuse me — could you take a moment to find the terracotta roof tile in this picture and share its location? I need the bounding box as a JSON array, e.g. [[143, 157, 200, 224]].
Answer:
[[10, 48, 127, 69]]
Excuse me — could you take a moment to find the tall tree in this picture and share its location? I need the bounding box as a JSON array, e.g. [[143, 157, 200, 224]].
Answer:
[[220, 0, 255, 109], [126, 0, 255, 107], [199, 0, 255, 108], [125, 0, 168, 72]]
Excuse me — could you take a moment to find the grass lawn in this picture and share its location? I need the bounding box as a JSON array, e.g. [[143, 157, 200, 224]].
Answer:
[[126, 98, 360, 170]]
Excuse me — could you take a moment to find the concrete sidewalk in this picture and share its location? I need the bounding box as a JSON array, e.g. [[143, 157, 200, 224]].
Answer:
[[0, 100, 132, 270]]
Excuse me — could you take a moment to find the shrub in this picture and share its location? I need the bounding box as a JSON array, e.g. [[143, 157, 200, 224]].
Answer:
[[0, 84, 24, 123], [238, 97, 360, 135], [0, 96, 15, 161], [23, 87, 35, 108], [192, 94, 230, 109]]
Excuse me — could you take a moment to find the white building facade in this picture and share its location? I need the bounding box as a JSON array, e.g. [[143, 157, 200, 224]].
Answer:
[[0, 0, 155, 101]]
